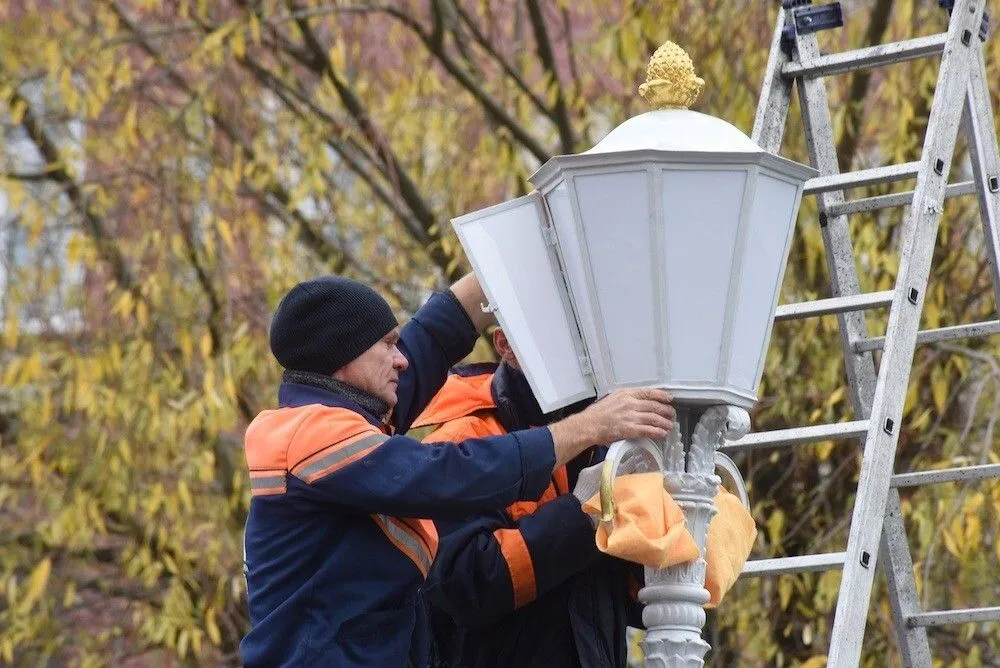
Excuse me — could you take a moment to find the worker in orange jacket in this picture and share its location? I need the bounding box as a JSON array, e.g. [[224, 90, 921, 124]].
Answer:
[[414, 329, 647, 667]]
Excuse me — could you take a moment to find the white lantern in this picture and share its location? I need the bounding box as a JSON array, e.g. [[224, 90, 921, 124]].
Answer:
[[452, 45, 816, 413]]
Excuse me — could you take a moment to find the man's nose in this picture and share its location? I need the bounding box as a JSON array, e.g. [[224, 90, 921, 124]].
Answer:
[[393, 348, 409, 371]]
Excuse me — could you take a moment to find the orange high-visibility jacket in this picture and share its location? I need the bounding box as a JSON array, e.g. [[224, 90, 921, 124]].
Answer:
[[414, 363, 642, 667]]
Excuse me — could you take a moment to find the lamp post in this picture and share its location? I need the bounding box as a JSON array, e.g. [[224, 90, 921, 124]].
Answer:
[[451, 42, 816, 666]]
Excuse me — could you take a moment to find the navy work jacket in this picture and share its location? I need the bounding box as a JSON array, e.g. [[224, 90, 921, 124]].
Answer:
[[240, 293, 557, 667]]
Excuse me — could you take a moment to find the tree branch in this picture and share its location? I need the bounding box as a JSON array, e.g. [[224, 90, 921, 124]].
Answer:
[[110, 0, 350, 276], [6, 87, 142, 299], [451, 2, 554, 124], [524, 0, 575, 153], [280, 1, 462, 280], [331, 3, 552, 163], [561, 8, 590, 146], [235, 54, 431, 248], [169, 164, 226, 360], [0, 169, 55, 182]]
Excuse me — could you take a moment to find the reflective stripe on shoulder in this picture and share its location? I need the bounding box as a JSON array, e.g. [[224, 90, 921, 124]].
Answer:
[[291, 433, 389, 483], [286, 406, 389, 484], [249, 469, 286, 496]]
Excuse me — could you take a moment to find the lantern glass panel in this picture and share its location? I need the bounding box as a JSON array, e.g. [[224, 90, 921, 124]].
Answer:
[[545, 183, 609, 390], [661, 168, 748, 382], [452, 194, 595, 411], [727, 172, 801, 390], [573, 170, 659, 386]]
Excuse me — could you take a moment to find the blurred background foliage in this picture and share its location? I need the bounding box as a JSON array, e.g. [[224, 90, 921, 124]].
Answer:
[[0, 0, 997, 665]]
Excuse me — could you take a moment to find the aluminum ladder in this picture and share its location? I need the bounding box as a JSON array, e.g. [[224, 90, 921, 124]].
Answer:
[[724, 0, 1000, 665]]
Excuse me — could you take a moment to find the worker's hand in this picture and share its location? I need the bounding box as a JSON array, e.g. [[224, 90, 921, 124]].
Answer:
[[578, 388, 676, 445], [572, 463, 602, 505], [549, 388, 674, 468]]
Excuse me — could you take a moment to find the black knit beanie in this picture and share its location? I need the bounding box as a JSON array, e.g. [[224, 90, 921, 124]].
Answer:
[[269, 276, 399, 375]]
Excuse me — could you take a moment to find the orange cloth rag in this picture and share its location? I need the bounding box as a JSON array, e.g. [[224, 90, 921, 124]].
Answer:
[[705, 488, 757, 607], [582, 474, 758, 607], [581, 472, 699, 569]]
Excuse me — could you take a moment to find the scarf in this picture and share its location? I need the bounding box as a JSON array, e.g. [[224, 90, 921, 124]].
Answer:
[[282, 369, 390, 421]]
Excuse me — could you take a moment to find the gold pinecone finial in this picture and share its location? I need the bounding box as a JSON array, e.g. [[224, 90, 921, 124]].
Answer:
[[638, 41, 704, 110]]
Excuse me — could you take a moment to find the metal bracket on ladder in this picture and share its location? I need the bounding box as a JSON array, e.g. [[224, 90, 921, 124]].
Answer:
[[736, 0, 1000, 665], [780, 1, 845, 57], [939, 0, 990, 41]]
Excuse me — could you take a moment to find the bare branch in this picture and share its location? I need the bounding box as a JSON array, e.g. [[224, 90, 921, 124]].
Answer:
[[109, 0, 351, 276], [450, 2, 561, 124], [335, 3, 552, 163], [101, 3, 358, 46], [0, 169, 55, 181], [561, 8, 591, 146], [525, 0, 575, 153], [235, 54, 431, 248], [5, 87, 141, 297], [280, 0, 462, 280]]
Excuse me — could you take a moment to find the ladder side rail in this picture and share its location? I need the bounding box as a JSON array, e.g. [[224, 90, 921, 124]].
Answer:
[[881, 489, 933, 667], [964, 46, 1000, 309], [883, 40, 1000, 668], [752, 5, 795, 152], [791, 25, 932, 666], [826, 2, 987, 665], [792, 32, 879, 410]]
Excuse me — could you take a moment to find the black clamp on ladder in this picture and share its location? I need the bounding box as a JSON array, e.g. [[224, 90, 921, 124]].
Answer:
[[939, 0, 990, 40], [780, 0, 845, 56]]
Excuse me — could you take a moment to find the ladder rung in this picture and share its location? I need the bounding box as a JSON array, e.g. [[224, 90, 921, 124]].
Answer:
[[783, 33, 947, 79], [891, 463, 1000, 488], [827, 181, 976, 217], [775, 291, 893, 322], [855, 320, 1000, 353], [805, 162, 921, 195], [907, 606, 1000, 627], [722, 420, 869, 453], [741, 552, 846, 578]]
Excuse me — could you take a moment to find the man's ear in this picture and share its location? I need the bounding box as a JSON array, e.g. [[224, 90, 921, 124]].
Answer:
[[492, 328, 516, 365]]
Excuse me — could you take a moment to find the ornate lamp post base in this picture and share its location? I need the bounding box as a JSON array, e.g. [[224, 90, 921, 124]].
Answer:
[[638, 405, 750, 667], [640, 583, 711, 667]]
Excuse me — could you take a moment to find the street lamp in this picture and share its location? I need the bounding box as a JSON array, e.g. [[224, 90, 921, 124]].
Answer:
[[451, 42, 816, 666]]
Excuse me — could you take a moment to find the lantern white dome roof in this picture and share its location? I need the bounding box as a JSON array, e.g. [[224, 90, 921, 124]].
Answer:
[[584, 109, 760, 154]]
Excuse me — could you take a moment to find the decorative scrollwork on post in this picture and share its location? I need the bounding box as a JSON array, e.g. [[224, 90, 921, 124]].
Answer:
[[664, 419, 685, 472], [640, 404, 751, 667], [689, 405, 750, 474]]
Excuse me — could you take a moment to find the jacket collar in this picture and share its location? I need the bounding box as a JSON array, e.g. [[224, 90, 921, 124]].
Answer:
[[491, 362, 545, 432], [278, 381, 385, 427]]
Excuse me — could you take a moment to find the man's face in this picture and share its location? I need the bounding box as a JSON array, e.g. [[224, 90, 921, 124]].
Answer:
[[333, 327, 409, 410]]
